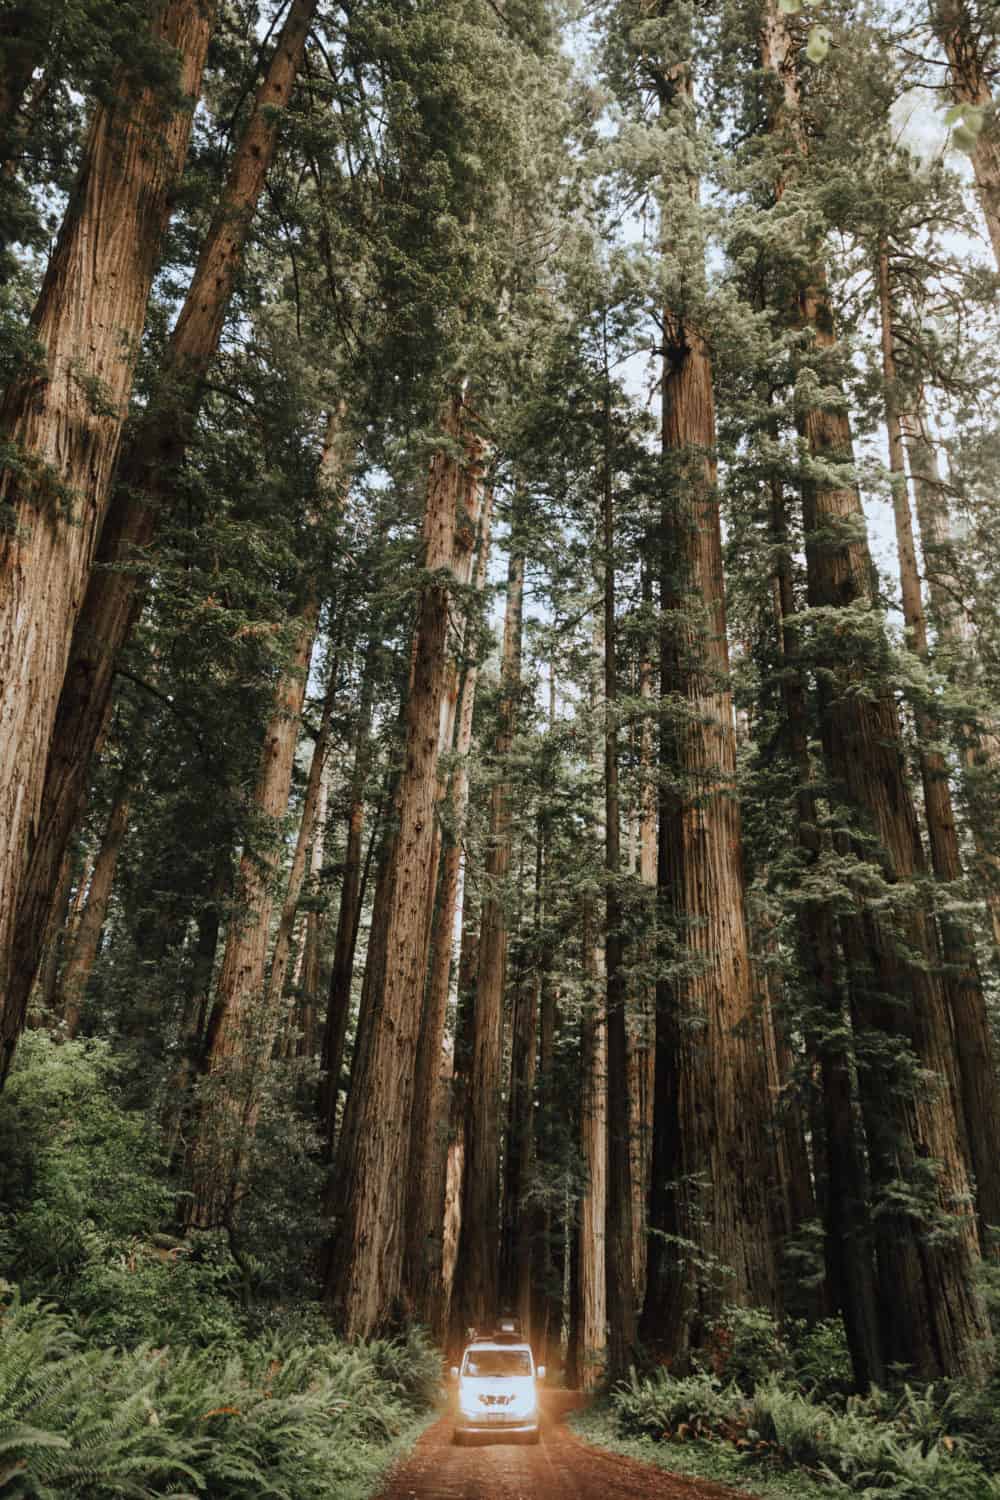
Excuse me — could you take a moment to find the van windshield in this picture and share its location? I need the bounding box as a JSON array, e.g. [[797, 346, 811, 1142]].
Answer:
[[462, 1349, 532, 1378]]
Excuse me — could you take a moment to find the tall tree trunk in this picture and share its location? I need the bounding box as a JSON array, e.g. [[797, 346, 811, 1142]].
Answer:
[[643, 312, 779, 1360], [0, 0, 215, 1079], [162, 854, 230, 1164], [188, 608, 319, 1227], [629, 602, 657, 1310], [761, 0, 989, 1382], [451, 542, 525, 1339], [406, 488, 493, 1324], [769, 468, 882, 1387], [297, 757, 330, 1058], [441, 882, 481, 1349], [878, 247, 1000, 1241], [641, 41, 780, 1363], [501, 934, 539, 1332], [266, 655, 338, 1017], [901, 406, 1000, 956], [325, 397, 484, 1338], [4, 0, 317, 1066], [601, 349, 637, 1383], [33, 850, 75, 1020], [318, 650, 378, 1148], [578, 632, 607, 1390], [59, 774, 132, 1038]]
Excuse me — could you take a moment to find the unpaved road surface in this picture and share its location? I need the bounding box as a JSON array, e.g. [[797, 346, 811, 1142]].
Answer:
[[376, 1392, 752, 1500]]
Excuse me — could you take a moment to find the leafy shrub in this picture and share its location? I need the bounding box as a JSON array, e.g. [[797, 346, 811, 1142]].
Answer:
[[0, 1287, 439, 1499], [698, 1305, 789, 1392], [614, 1367, 744, 1439], [788, 1317, 856, 1403], [936, 1371, 1000, 1473], [0, 1035, 172, 1292], [366, 1326, 444, 1411], [0, 1035, 324, 1351], [610, 1360, 1000, 1499]]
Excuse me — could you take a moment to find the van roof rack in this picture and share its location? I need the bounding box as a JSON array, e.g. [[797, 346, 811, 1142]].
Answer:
[[491, 1316, 522, 1341]]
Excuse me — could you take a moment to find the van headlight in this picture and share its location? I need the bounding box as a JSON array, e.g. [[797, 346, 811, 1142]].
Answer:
[[508, 1389, 537, 1418]]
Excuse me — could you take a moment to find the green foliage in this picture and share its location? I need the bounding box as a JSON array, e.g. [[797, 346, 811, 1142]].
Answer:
[[787, 1319, 856, 1404], [698, 1306, 789, 1393], [0, 1035, 173, 1288], [0, 1288, 439, 1499], [0, 1035, 320, 1351], [608, 1357, 1000, 1500]]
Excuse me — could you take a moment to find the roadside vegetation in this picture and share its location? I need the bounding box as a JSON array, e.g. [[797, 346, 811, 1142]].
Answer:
[[574, 1310, 1000, 1500], [0, 1035, 441, 1498]]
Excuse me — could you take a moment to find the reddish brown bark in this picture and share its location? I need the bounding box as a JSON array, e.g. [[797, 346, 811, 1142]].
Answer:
[[266, 656, 338, 1019], [4, 0, 316, 1074], [0, 0, 215, 1080], [643, 303, 780, 1356], [601, 360, 637, 1383], [629, 616, 657, 1309], [441, 884, 481, 1348], [879, 251, 1000, 1242], [759, 0, 989, 1381], [188, 606, 319, 1227], [450, 543, 525, 1341], [768, 467, 881, 1385], [318, 639, 378, 1147], [325, 397, 485, 1338], [405, 487, 493, 1324], [578, 634, 608, 1391]]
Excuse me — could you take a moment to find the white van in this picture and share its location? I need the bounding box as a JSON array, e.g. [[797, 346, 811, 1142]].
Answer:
[[451, 1337, 545, 1444]]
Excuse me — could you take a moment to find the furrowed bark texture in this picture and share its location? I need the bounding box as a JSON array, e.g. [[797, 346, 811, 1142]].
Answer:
[[188, 608, 319, 1226], [769, 469, 883, 1388], [4, 0, 317, 1063], [800, 324, 988, 1378], [628, 619, 657, 1308], [266, 656, 338, 1015], [0, 0, 215, 1076], [602, 371, 637, 1382], [451, 545, 525, 1339], [326, 397, 483, 1338], [442, 890, 481, 1348], [501, 953, 539, 1331], [643, 308, 780, 1357], [879, 253, 1000, 1241], [406, 487, 492, 1324], [579, 637, 608, 1391], [762, 0, 989, 1381], [318, 643, 377, 1147]]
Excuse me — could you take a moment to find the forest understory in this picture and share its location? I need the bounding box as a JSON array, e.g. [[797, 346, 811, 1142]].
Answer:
[[3, 0, 1000, 1495]]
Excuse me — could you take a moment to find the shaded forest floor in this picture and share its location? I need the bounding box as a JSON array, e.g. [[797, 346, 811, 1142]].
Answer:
[[375, 1391, 760, 1500]]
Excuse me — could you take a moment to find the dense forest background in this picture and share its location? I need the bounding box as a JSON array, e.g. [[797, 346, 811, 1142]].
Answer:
[[4, 0, 1000, 1494]]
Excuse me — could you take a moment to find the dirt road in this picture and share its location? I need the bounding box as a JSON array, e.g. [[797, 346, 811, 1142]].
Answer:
[[375, 1392, 752, 1500]]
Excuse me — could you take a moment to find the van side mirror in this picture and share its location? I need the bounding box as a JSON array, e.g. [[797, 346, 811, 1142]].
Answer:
[[450, 1366, 459, 1380], [537, 1365, 546, 1380]]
